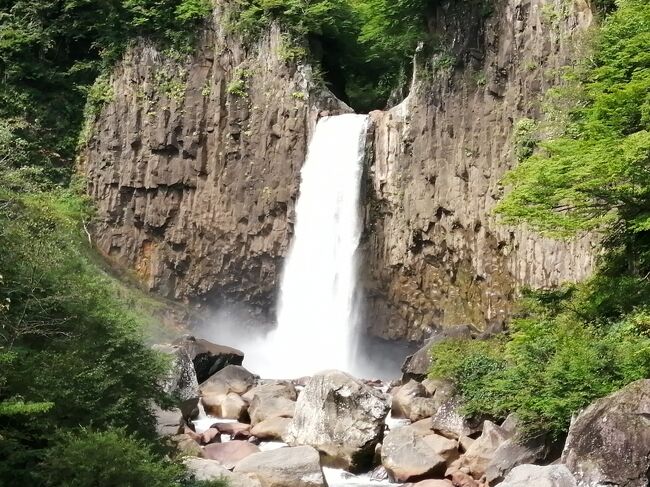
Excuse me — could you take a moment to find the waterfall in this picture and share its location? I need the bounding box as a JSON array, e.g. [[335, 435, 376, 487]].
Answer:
[[266, 113, 369, 378]]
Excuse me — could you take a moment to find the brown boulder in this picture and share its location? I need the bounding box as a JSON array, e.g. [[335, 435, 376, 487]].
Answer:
[[202, 441, 261, 469], [250, 417, 291, 441]]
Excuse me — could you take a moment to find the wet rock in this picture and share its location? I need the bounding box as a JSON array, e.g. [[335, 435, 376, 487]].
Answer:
[[250, 417, 291, 441], [499, 464, 577, 487], [449, 421, 510, 479], [175, 336, 244, 383], [214, 422, 252, 437], [200, 428, 221, 445], [381, 425, 459, 482], [485, 436, 548, 484], [562, 379, 650, 487], [202, 441, 261, 469], [286, 370, 390, 472], [234, 445, 327, 487], [183, 457, 262, 487]]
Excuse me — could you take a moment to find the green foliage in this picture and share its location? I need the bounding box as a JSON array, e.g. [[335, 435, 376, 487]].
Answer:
[[228, 0, 437, 111], [496, 0, 650, 238], [512, 118, 539, 161], [40, 428, 227, 487], [227, 68, 253, 97], [430, 292, 650, 439], [0, 188, 177, 484]]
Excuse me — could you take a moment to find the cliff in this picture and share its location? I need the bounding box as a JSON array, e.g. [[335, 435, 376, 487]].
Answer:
[[83, 8, 347, 313], [84, 0, 597, 341], [362, 0, 596, 341]]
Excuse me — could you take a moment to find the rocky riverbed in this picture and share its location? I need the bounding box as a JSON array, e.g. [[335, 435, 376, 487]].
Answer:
[[155, 335, 650, 487]]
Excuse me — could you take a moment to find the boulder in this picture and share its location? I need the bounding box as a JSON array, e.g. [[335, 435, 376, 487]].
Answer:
[[214, 422, 252, 437], [499, 464, 577, 487], [450, 420, 510, 479], [154, 406, 182, 437], [408, 397, 439, 422], [392, 380, 428, 419], [381, 425, 459, 482], [154, 344, 199, 405], [201, 428, 222, 445], [562, 379, 650, 487], [171, 433, 202, 457], [485, 436, 547, 484], [404, 481, 454, 487], [221, 392, 248, 420], [286, 370, 390, 472], [250, 417, 291, 441], [249, 395, 295, 426], [175, 335, 244, 383], [201, 365, 258, 396], [448, 471, 482, 487], [430, 398, 481, 439], [233, 445, 327, 487], [242, 381, 297, 403], [402, 326, 472, 381], [183, 457, 262, 487], [202, 441, 260, 469]]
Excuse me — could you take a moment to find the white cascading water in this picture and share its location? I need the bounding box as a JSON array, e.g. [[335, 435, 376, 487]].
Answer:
[[264, 113, 369, 379]]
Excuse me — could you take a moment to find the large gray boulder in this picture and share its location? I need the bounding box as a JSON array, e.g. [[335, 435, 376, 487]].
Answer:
[[286, 370, 390, 472], [175, 335, 244, 383], [448, 420, 509, 479], [381, 425, 459, 482], [200, 365, 257, 396], [402, 326, 472, 381], [485, 436, 548, 484], [499, 464, 577, 487], [154, 344, 200, 402], [562, 379, 650, 487], [234, 446, 327, 487], [183, 458, 262, 487]]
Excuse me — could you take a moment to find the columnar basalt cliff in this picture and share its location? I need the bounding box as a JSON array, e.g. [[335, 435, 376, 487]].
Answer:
[[83, 9, 347, 311], [85, 0, 597, 341], [362, 0, 596, 341]]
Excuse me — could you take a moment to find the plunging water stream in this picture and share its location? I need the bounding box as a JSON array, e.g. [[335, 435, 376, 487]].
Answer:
[[266, 113, 369, 378]]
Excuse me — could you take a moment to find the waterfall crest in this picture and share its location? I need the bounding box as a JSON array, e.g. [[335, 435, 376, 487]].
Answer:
[[267, 113, 369, 378]]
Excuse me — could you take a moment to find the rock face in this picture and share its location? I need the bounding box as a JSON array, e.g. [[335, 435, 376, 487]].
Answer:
[[233, 446, 327, 487], [286, 370, 390, 471], [83, 6, 347, 313], [562, 379, 650, 487], [84, 0, 597, 341], [362, 0, 596, 340]]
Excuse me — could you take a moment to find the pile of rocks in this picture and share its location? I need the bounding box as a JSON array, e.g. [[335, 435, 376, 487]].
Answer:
[[155, 334, 650, 487]]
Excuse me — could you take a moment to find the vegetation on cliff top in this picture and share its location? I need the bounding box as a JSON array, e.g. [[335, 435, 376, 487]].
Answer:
[[430, 0, 650, 440]]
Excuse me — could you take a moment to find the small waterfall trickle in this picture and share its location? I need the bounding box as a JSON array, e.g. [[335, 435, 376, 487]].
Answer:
[[265, 113, 369, 378]]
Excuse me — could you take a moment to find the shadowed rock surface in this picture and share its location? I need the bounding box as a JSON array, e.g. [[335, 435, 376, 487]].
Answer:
[[562, 379, 650, 487]]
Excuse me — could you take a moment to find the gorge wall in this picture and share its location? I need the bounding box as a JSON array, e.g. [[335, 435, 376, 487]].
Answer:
[[362, 0, 596, 341], [84, 0, 597, 342], [83, 7, 347, 313]]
